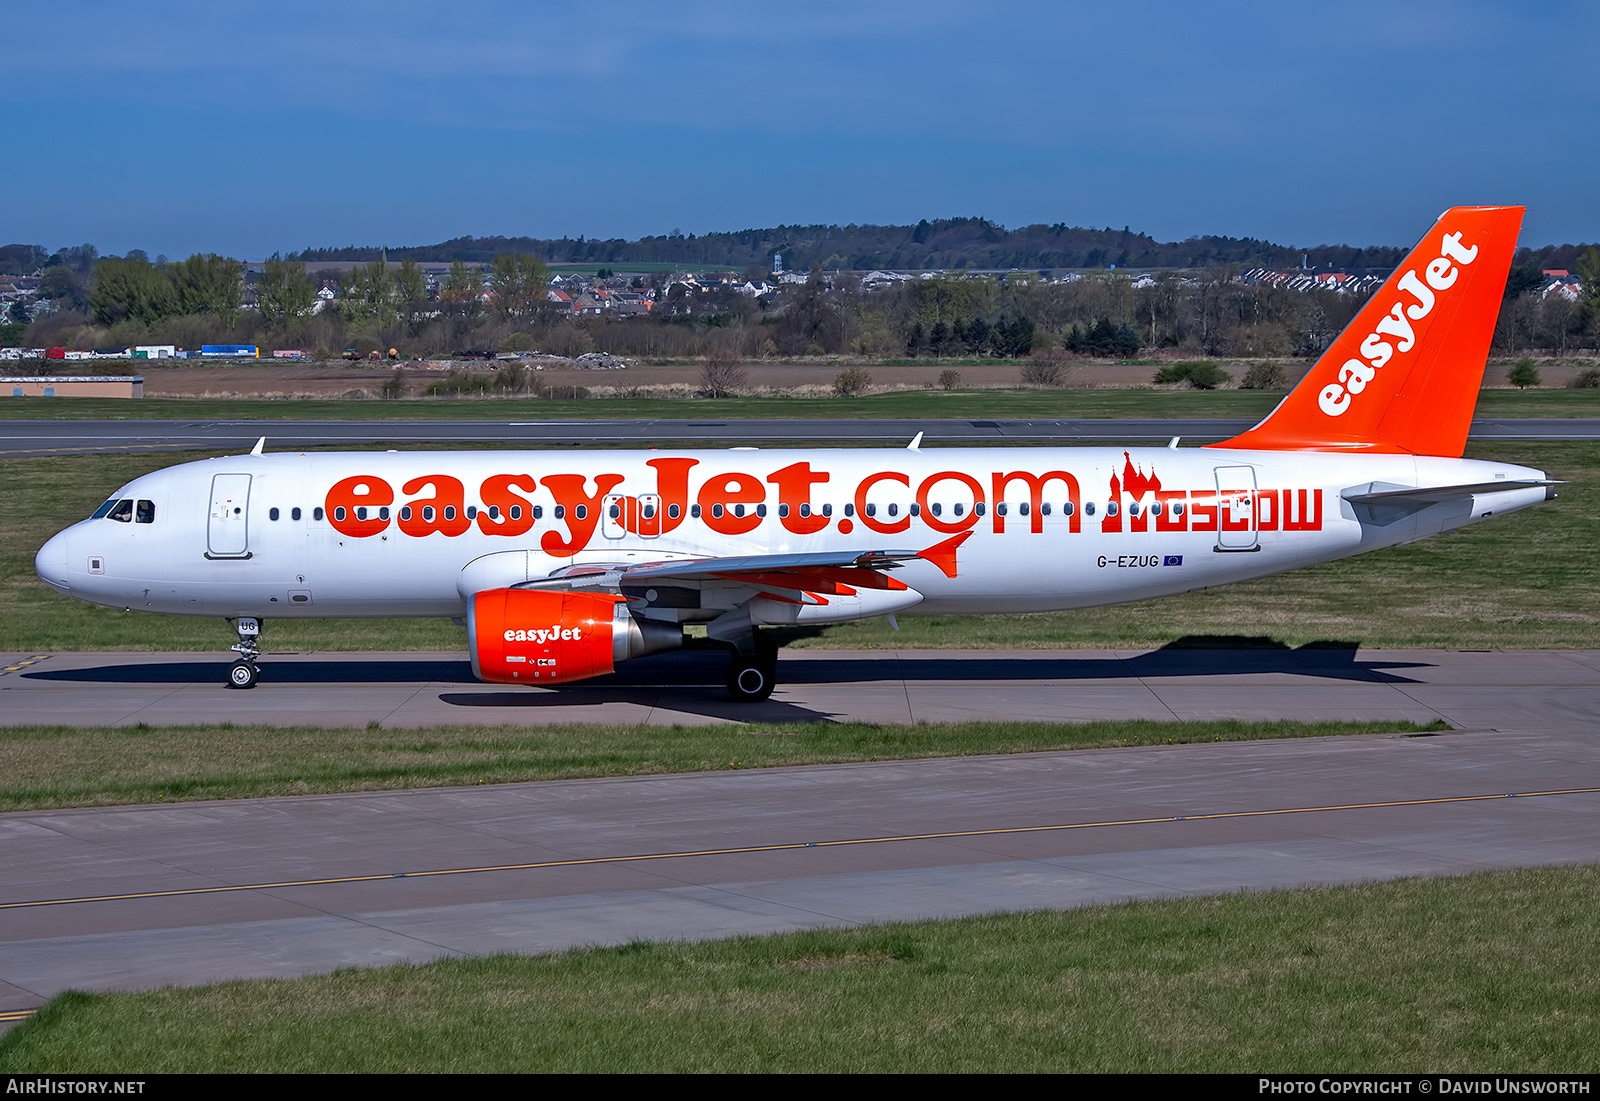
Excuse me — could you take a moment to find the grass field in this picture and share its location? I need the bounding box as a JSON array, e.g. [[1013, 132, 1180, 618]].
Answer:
[[0, 718, 1440, 811], [4, 385, 1600, 422], [3, 865, 1593, 1072], [4, 441, 1595, 652]]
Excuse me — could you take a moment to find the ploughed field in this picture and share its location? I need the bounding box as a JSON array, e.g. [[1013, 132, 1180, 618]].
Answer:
[[4, 378, 1600, 421]]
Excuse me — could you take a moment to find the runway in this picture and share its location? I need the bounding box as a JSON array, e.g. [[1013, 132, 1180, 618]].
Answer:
[[2, 647, 1599, 1023], [5, 416, 1600, 457]]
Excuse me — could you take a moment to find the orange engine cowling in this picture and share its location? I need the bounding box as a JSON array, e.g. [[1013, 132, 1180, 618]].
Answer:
[[468, 588, 680, 685]]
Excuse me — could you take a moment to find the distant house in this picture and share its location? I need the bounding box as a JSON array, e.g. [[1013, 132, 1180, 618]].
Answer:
[[1543, 276, 1582, 301]]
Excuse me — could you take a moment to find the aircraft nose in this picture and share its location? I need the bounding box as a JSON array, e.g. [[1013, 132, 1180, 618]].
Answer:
[[35, 529, 71, 592]]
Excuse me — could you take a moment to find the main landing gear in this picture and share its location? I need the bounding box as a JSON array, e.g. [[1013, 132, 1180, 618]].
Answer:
[[725, 631, 778, 702], [226, 617, 262, 690]]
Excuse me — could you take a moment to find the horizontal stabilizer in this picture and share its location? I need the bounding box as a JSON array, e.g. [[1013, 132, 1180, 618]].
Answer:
[[1341, 479, 1558, 506]]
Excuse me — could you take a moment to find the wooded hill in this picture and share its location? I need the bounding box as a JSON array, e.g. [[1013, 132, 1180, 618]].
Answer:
[[288, 216, 1413, 273]]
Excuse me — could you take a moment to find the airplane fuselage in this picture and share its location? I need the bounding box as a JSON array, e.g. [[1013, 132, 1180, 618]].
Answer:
[[35, 445, 1550, 623]]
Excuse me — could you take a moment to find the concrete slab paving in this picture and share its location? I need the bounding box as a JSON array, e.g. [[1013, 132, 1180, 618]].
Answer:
[[7, 647, 1600, 729], [3, 647, 1599, 1023]]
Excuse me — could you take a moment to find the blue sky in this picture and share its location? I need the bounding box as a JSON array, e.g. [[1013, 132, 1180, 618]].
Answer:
[[9, 1, 1596, 257]]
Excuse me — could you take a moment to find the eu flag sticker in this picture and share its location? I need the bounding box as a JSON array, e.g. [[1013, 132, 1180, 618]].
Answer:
[[1162, 555, 1183, 566]]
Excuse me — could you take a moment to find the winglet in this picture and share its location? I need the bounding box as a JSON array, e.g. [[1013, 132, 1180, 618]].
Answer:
[[918, 531, 972, 579], [250, 436, 266, 456], [1209, 205, 1524, 457]]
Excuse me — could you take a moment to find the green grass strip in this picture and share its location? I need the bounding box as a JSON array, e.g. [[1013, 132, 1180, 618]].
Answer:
[[3, 865, 1593, 1072], [0, 718, 1443, 811]]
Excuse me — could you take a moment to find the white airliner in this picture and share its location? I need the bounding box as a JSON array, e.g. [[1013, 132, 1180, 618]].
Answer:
[[36, 206, 1555, 699]]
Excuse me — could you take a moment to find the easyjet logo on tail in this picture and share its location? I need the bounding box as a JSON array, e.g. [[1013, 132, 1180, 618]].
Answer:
[[1210, 205, 1523, 457], [1319, 230, 1479, 418]]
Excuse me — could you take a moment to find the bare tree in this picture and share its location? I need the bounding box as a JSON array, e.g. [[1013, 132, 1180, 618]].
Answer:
[[701, 349, 746, 397]]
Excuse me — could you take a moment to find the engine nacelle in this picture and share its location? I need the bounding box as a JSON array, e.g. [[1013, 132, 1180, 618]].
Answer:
[[468, 588, 680, 685]]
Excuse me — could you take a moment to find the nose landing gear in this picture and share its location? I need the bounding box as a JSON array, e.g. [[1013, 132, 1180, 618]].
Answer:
[[226, 616, 262, 690]]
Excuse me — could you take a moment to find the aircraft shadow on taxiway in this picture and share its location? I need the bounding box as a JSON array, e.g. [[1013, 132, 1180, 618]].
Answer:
[[22, 638, 1433, 691]]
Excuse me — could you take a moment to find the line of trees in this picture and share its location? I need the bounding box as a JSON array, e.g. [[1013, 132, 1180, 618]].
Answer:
[[285, 216, 1411, 275], [12, 244, 1599, 364]]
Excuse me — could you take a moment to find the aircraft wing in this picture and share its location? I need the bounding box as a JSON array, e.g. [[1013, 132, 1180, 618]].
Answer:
[[523, 534, 973, 594]]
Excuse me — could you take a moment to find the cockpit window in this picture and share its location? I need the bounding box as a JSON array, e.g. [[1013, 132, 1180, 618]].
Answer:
[[135, 500, 155, 524], [107, 499, 133, 523], [91, 498, 121, 519]]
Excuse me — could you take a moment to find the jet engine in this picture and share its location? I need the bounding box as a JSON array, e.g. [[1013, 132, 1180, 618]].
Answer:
[[468, 588, 681, 685]]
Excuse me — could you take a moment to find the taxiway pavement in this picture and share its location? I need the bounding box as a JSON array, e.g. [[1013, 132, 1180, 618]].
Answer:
[[6, 416, 1600, 458], [2, 647, 1597, 1022], [2, 646, 1598, 730]]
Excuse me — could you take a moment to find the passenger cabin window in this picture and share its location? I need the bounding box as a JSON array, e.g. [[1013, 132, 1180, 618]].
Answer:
[[1106, 501, 1119, 517], [1085, 502, 1096, 516], [400, 506, 413, 521], [509, 505, 522, 521], [135, 500, 155, 523], [269, 507, 280, 521], [1062, 501, 1075, 516], [668, 503, 681, 519], [108, 499, 133, 523], [379, 506, 390, 520], [531, 506, 542, 520], [314, 507, 324, 521], [291, 507, 302, 521]]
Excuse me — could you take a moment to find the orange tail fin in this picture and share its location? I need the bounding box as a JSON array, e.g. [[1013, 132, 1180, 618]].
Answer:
[[1210, 205, 1523, 457]]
